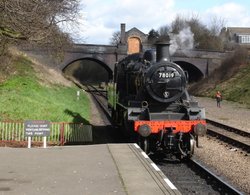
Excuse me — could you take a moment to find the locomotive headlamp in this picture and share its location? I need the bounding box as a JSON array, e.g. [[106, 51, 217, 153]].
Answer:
[[138, 124, 151, 137], [194, 123, 207, 136]]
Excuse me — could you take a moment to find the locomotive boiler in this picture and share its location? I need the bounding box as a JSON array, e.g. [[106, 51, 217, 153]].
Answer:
[[108, 41, 206, 158]]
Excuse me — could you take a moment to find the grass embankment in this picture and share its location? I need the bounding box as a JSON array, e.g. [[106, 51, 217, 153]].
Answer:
[[189, 46, 250, 108], [0, 54, 90, 123], [194, 62, 250, 108], [210, 63, 250, 106]]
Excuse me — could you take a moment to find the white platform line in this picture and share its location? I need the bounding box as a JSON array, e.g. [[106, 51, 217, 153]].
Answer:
[[164, 178, 177, 190], [151, 163, 160, 171], [141, 151, 149, 159], [133, 143, 140, 149]]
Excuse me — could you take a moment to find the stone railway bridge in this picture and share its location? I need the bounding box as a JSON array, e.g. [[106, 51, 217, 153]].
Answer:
[[58, 43, 230, 82], [23, 24, 232, 83]]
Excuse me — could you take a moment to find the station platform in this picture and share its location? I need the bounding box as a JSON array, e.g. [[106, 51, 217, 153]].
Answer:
[[0, 144, 181, 195]]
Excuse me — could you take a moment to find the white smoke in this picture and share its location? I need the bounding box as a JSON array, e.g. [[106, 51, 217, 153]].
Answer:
[[169, 27, 194, 56]]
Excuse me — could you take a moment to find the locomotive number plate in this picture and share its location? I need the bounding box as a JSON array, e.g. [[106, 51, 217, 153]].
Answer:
[[159, 72, 175, 78]]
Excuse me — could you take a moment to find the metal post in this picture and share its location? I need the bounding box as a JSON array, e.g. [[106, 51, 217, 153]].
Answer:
[[60, 123, 65, 146], [77, 90, 80, 100], [43, 136, 47, 148], [28, 137, 31, 148]]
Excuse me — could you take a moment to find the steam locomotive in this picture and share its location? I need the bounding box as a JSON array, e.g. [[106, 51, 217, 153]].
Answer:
[[108, 42, 206, 158]]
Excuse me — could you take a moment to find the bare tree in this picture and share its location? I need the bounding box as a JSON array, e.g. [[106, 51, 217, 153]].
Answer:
[[209, 16, 226, 36], [109, 31, 121, 45], [0, 0, 80, 55], [170, 14, 224, 51], [147, 29, 159, 44], [171, 14, 187, 34], [158, 25, 170, 37], [157, 25, 171, 43]]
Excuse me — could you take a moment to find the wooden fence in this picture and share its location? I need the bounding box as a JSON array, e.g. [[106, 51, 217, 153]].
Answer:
[[0, 121, 92, 145]]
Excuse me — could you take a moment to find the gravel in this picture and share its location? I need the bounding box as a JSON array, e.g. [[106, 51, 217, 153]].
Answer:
[[194, 136, 249, 194], [195, 97, 250, 132], [193, 97, 250, 194]]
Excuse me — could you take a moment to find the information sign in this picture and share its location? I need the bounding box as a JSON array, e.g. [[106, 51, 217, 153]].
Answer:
[[24, 120, 50, 137]]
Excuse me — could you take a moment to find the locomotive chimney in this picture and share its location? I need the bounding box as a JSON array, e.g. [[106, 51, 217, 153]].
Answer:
[[155, 41, 171, 62]]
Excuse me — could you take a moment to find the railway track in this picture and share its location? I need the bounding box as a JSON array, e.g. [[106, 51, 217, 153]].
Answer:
[[153, 156, 243, 195], [73, 81, 110, 119], [84, 85, 113, 123], [76, 83, 245, 194], [83, 84, 127, 144], [206, 119, 250, 153]]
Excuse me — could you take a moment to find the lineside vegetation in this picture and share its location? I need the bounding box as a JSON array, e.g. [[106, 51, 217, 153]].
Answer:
[[190, 47, 250, 107], [0, 53, 90, 123]]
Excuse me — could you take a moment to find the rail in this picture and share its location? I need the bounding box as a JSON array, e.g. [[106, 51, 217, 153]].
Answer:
[[206, 119, 250, 153], [206, 119, 250, 137], [189, 159, 243, 195]]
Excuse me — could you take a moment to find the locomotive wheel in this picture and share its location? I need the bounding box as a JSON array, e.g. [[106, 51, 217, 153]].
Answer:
[[138, 136, 149, 154], [178, 134, 195, 159]]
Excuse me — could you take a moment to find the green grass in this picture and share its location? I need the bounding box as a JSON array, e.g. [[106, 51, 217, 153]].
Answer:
[[204, 63, 250, 107], [0, 55, 90, 123]]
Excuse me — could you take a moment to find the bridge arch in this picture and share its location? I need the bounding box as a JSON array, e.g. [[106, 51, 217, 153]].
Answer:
[[62, 57, 113, 83], [174, 61, 204, 83]]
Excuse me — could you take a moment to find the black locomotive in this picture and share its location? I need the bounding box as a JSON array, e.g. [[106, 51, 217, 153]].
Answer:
[[108, 41, 206, 158]]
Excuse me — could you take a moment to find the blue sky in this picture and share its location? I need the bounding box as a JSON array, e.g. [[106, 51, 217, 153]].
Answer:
[[67, 0, 250, 44], [175, 0, 249, 11]]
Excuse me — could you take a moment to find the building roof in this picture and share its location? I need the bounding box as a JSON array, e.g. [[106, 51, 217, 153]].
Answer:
[[125, 27, 148, 43], [225, 27, 250, 35], [126, 27, 147, 36]]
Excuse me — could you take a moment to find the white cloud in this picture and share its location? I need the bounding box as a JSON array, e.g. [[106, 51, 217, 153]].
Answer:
[[69, 0, 250, 44], [74, 0, 176, 44], [204, 2, 250, 27]]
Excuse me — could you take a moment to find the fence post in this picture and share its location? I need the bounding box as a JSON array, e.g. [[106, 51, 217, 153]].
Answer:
[[60, 123, 65, 146]]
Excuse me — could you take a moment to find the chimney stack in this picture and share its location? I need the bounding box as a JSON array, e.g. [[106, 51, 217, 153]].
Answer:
[[120, 23, 126, 45]]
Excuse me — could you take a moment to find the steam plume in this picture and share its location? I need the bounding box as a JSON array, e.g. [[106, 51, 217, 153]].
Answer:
[[169, 27, 194, 56]]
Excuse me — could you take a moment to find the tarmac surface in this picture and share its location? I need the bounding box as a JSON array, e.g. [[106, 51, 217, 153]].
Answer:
[[0, 144, 180, 195]]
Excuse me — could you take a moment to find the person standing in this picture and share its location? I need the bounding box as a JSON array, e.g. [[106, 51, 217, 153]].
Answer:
[[215, 91, 222, 108]]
